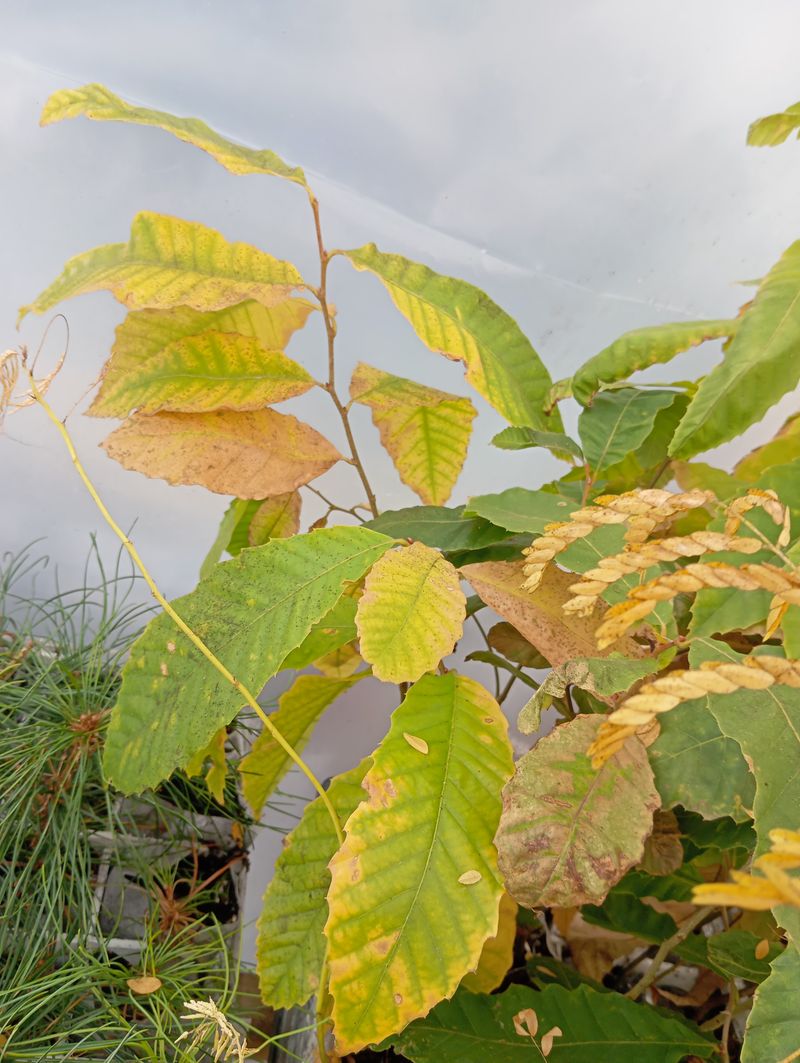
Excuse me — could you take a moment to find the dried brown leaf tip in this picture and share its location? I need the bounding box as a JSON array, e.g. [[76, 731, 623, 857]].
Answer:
[[126, 975, 162, 995], [725, 487, 786, 535], [522, 488, 712, 592], [692, 827, 800, 910], [1, 344, 66, 428], [512, 1007, 562, 1057], [589, 656, 800, 767]]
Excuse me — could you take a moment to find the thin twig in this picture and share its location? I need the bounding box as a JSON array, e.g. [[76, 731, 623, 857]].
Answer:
[[626, 906, 714, 1001], [307, 191, 379, 519]]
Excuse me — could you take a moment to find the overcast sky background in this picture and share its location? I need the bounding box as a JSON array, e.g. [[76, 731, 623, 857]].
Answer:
[[3, 0, 800, 960]]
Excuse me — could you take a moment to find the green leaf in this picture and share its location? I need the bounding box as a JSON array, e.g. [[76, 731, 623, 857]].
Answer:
[[279, 595, 359, 671], [734, 412, 800, 479], [365, 505, 508, 552], [578, 388, 678, 476], [490, 427, 582, 463], [185, 726, 227, 804], [597, 393, 689, 493], [199, 499, 250, 579], [241, 674, 363, 817], [519, 653, 671, 734], [569, 319, 735, 405], [19, 211, 305, 322], [742, 945, 800, 1062], [747, 100, 800, 146], [496, 715, 659, 908], [350, 362, 476, 505], [89, 300, 316, 417], [222, 494, 302, 559], [102, 408, 342, 497], [356, 541, 465, 684], [388, 984, 715, 1063], [670, 241, 800, 457], [42, 82, 306, 184], [325, 672, 514, 1053], [706, 929, 782, 984], [649, 701, 755, 821], [464, 488, 575, 534], [87, 330, 313, 416], [103, 527, 393, 792], [672, 460, 745, 500], [343, 244, 560, 428], [256, 761, 368, 1011]]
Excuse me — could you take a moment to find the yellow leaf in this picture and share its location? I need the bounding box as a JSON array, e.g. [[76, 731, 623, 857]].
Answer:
[[462, 560, 645, 667], [247, 492, 302, 545], [86, 330, 313, 417], [241, 674, 363, 817], [325, 673, 514, 1052], [461, 892, 518, 992], [313, 642, 363, 678], [19, 211, 304, 323], [350, 362, 475, 505], [102, 408, 342, 497], [41, 82, 307, 184], [89, 300, 316, 417], [185, 726, 227, 805], [356, 542, 466, 683]]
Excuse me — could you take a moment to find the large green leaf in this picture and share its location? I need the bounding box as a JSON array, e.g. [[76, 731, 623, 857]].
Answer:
[[87, 330, 313, 416], [325, 673, 514, 1053], [356, 542, 465, 683], [241, 674, 364, 817], [594, 392, 689, 493], [365, 505, 508, 552], [496, 715, 659, 909], [90, 300, 316, 417], [742, 946, 800, 1062], [19, 212, 304, 322], [463, 488, 575, 534], [670, 241, 800, 457], [748, 100, 800, 146], [42, 82, 306, 184], [256, 761, 368, 1011], [490, 427, 582, 464], [649, 701, 755, 821], [350, 362, 475, 505], [578, 388, 680, 476], [343, 244, 560, 428], [569, 319, 734, 405], [388, 984, 715, 1063], [103, 527, 393, 792]]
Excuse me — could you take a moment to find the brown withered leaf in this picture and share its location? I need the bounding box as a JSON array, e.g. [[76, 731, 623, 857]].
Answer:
[[639, 809, 684, 877], [495, 715, 660, 909], [461, 560, 645, 668], [126, 975, 162, 995], [103, 408, 342, 497], [562, 913, 646, 982]]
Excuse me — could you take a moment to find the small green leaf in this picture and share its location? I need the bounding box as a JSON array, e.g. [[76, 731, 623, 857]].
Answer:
[[325, 673, 514, 1053], [103, 527, 393, 792], [706, 930, 782, 984], [569, 319, 735, 405], [343, 244, 560, 428], [199, 499, 250, 579], [42, 82, 306, 183], [464, 487, 575, 534], [241, 674, 363, 817], [280, 595, 359, 672], [490, 427, 582, 463], [734, 412, 800, 479], [365, 505, 507, 552], [578, 388, 678, 476], [496, 715, 660, 908], [670, 241, 800, 457], [20, 211, 305, 322], [256, 761, 368, 1010]]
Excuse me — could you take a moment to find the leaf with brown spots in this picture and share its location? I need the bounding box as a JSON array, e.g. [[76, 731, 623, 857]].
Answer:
[[102, 408, 342, 497], [325, 672, 514, 1053], [461, 560, 645, 668], [495, 715, 660, 909]]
